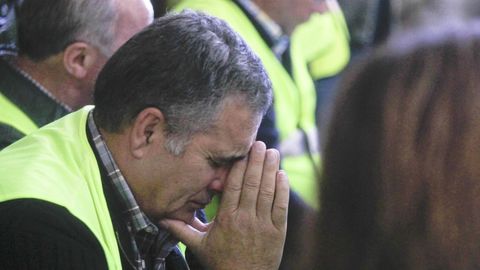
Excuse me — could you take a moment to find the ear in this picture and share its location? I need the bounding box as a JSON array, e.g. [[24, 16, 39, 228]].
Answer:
[[129, 107, 166, 159], [63, 42, 100, 79]]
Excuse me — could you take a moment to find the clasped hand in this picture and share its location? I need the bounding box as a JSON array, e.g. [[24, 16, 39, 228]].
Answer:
[[160, 141, 289, 270]]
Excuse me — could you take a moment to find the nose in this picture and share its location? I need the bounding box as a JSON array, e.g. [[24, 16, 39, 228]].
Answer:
[[208, 167, 229, 193]]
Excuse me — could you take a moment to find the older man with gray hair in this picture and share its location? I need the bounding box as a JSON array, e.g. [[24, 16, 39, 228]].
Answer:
[[0, 0, 153, 149]]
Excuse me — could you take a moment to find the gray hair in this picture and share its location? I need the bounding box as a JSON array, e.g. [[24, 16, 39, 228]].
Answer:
[[17, 0, 117, 60], [94, 10, 272, 155]]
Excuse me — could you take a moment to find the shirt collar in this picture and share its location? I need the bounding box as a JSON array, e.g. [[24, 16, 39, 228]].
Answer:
[[235, 0, 290, 59], [87, 110, 179, 268], [5, 57, 73, 112], [236, 0, 284, 39], [87, 110, 152, 233]]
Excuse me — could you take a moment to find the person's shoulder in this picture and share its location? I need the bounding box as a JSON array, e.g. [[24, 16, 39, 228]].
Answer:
[[1, 199, 81, 229], [0, 199, 109, 269]]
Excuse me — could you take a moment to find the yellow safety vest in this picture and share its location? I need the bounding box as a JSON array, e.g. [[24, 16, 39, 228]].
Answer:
[[171, 0, 320, 207], [0, 107, 122, 269], [0, 91, 38, 135], [291, 6, 350, 80]]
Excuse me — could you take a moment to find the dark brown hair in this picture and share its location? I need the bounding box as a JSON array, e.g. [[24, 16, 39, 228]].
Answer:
[[315, 25, 480, 270]]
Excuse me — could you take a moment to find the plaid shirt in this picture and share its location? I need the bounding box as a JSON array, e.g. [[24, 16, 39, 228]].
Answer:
[[87, 111, 180, 270], [235, 0, 289, 59]]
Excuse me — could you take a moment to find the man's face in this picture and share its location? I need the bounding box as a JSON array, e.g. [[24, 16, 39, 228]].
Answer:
[[132, 97, 262, 225]]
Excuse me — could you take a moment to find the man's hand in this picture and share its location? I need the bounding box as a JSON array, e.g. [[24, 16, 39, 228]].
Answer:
[[160, 141, 289, 270]]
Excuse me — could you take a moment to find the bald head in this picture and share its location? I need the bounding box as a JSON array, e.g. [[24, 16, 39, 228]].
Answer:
[[108, 0, 154, 56]]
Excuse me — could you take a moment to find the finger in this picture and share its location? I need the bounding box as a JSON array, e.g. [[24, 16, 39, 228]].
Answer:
[[159, 219, 204, 249], [238, 141, 266, 211], [271, 170, 289, 230], [190, 217, 209, 232], [217, 155, 248, 215], [256, 149, 280, 219]]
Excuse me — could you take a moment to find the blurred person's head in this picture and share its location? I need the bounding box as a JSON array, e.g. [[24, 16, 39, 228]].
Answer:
[[253, 0, 325, 34], [93, 10, 272, 224], [315, 24, 480, 270], [391, 0, 480, 31], [14, 0, 153, 109], [338, 0, 480, 53]]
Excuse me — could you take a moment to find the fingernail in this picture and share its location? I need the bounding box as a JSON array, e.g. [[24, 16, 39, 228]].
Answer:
[[254, 141, 266, 152], [277, 170, 288, 182], [266, 149, 278, 164]]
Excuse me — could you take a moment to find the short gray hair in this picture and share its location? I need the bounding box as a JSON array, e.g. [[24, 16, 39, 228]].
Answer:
[[18, 0, 117, 60], [94, 10, 272, 155]]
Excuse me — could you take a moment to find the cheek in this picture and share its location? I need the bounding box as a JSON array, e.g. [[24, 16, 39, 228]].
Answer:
[[194, 167, 218, 188], [179, 164, 217, 190]]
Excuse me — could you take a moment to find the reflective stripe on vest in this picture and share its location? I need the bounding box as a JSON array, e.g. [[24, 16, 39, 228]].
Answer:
[[0, 91, 38, 135], [0, 106, 122, 269], [280, 127, 321, 207], [279, 127, 319, 158]]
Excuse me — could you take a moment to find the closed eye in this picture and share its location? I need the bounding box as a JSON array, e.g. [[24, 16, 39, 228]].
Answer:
[[208, 158, 224, 168], [207, 158, 232, 169], [207, 155, 245, 169]]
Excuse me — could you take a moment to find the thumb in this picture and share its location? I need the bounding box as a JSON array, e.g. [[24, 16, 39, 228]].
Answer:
[[159, 219, 204, 249]]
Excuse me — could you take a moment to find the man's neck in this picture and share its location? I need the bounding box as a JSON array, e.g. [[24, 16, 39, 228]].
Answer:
[[13, 55, 77, 110], [238, 0, 285, 37], [249, 0, 290, 34]]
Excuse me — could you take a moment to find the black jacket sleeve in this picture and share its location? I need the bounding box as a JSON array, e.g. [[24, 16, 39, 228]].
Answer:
[[0, 199, 108, 270]]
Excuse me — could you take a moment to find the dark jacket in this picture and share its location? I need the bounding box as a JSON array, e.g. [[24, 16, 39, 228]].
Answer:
[[0, 58, 69, 150], [0, 123, 205, 270]]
